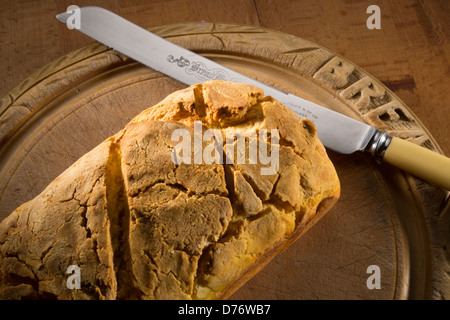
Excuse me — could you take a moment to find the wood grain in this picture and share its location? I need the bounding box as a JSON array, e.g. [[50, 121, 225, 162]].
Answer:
[[0, 1, 449, 300]]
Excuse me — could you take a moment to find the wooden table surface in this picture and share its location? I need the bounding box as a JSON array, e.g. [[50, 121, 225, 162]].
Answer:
[[0, 0, 449, 301], [1, 0, 449, 157]]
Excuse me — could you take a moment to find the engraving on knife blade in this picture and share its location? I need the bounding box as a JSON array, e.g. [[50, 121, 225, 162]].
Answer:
[[283, 102, 318, 121], [167, 55, 190, 68], [167, 55, 230, 81]]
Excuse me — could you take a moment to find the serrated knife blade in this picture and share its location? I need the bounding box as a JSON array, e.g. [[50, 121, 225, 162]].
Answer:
[[56, 6, 450, 189]]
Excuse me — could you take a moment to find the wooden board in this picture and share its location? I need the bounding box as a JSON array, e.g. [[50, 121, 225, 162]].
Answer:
[[0, 23, 448, 300]]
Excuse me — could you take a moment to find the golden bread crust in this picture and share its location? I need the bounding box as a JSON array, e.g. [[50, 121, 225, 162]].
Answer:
[[0, 80, 340, 299]]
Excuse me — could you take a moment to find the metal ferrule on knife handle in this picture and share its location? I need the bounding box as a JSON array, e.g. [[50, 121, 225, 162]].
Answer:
[[365, 130, 392, 158]]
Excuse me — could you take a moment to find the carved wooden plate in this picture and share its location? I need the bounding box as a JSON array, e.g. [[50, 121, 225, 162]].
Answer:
[[0, 23, 448, 300]]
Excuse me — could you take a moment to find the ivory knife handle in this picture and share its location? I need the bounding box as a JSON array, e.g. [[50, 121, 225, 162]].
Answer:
[[383, 137, 450, 190]]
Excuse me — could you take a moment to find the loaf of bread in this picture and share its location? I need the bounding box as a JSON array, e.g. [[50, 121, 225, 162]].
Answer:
[[0, 80, 340, 299]]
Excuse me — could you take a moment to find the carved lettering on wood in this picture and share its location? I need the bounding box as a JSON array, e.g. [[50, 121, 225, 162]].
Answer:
[[365, 99, 413, 130], [364, 99, 428, 145], [313, 56, 354, 89], [340, 76, 385, 110], [310, 55, 429, 147]]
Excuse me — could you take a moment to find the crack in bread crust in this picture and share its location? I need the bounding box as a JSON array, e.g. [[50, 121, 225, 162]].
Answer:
[[0, 141, 117, 299], [0, 80, 340, 300]]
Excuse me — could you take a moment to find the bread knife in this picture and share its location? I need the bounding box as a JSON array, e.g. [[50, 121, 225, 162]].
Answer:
[[56, 6, 450, 190]]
